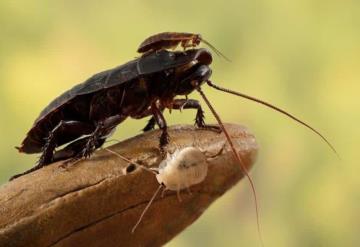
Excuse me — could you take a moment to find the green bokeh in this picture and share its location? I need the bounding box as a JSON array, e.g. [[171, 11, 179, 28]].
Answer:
[[1, 1, 359, 246]]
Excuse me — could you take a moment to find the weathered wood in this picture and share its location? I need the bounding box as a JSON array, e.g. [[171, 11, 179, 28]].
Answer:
[[0, 124, 258, 247]]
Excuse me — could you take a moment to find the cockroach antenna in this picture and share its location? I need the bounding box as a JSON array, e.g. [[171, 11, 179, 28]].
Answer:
[[206, 80, 340, 158], [132, 184, 163, 233], [196, 87, 264, 247], [201, 38, 232, 62]]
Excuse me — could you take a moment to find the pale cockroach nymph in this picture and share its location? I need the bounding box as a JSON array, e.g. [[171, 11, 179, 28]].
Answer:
[[125, 145, 224, 233], [155, 146, 209, 194]]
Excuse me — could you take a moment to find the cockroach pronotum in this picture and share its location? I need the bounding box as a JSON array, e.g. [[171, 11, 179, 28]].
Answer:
[[137, 32, 231, 61], [13, 32, 338, 244]]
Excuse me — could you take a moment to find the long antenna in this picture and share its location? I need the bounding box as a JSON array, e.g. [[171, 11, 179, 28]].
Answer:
[[207, 80, 339, 158], [197, 87, 264, 247], [201, 38, 232, 62], [132, 185, 163, 233]]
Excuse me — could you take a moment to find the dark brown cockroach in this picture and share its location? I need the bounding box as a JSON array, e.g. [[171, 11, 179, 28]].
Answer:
[[12, 48, 216, 180], [138, 32, 231, 61]]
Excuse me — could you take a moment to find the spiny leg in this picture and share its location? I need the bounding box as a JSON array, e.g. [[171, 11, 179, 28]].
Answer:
[[10, 120, 94, 180], [172, 99, 221, 132], [52, 136, 107, 163], [151, 103, 169, 154], [72, 115, 125, 162], [78, 123, 103, 159]]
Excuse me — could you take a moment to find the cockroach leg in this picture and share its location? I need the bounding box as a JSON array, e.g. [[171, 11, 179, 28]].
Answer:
[[81, 124, 104, 158], [42, 121, 94, 164], [171, 98, 221, 132], [59, 136, 107, 169], [70, 115, 125, 161], [140, 107, 165, 132], [151, 104, 170, 154], [54, 137, 100, 163], [10, 121, 94, 181], [181, 39, 192, 50]]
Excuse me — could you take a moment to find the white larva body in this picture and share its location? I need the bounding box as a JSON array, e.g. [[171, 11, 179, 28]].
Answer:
[[131, 145, 223, 233], [156, 146, 208, 191]]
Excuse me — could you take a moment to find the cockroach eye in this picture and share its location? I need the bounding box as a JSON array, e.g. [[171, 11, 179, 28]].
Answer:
[[191, 81, 199, 87]]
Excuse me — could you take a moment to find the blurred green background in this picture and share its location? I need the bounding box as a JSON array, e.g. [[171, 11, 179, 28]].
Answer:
[[0, 0, 359, 246]]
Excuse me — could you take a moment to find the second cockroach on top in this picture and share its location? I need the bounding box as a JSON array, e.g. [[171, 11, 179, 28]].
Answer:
[[137, 32, 231, 61]]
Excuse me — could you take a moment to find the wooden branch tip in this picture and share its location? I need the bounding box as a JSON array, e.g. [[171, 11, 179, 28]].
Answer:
[[0, 123, 258, 247]]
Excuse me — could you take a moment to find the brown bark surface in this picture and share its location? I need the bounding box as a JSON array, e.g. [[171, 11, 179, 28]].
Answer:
[[0, 124, 258, 247]]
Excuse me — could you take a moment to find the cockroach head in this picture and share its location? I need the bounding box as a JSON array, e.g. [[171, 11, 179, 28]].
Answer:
[[174, 48, 213, 95], [192, 48, 212, 65], [193, 34, 202, 46]]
